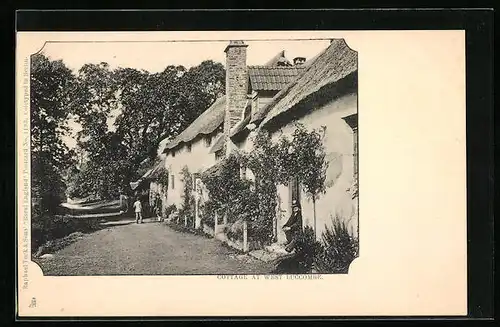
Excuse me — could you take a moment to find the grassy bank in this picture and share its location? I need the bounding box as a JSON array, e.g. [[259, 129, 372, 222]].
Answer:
[[31, 215, 104, 257]]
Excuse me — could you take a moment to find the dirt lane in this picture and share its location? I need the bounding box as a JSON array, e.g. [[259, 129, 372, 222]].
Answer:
[[35, 219, 273, 275]]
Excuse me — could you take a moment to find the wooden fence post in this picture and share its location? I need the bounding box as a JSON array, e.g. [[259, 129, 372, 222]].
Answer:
[[214, 212, 218, 238], [243, 220, 248, 253]]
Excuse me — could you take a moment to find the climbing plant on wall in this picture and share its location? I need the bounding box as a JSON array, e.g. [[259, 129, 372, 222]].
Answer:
[[200, 124, 328, 243], [156, 169, 169, 188], [201, 153, 252, 225], [179, 165, 195, 227], [246, 130, 279, 244], [275, 123, 328, 236]]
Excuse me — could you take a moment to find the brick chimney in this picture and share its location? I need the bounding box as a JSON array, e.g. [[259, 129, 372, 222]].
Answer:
[[224, 40, 249, 155]]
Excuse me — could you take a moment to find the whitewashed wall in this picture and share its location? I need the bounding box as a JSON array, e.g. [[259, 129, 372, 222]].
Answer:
[[271, 92, 358, 242], [164, 132, 220, 208]]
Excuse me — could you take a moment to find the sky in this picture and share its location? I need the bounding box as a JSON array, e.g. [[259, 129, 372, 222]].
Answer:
[[41, 39, 330, 73], [40, 38, 331, 149]]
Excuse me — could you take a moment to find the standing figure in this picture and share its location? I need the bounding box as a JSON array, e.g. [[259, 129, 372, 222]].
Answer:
[[133, 197, 143, 224], [155, 194, 164, 222], [282, 200, 303, 252]]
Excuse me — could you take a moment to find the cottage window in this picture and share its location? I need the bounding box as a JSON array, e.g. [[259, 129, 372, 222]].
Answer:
[[191, 173, 200, 191], [186, 143, 192, 153], [171, 174, 175, 189], [171, 150, 176, 158], [240, 164, 247, 179], [215, 150, 223, 161], [204, 136, 212, 147], [341, 113, 358, 178]]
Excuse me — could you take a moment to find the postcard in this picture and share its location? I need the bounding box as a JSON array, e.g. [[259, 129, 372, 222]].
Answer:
[[16, 30, 466, 317]]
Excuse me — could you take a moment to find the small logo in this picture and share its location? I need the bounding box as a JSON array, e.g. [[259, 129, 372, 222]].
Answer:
[[28, 297, 36, 308]]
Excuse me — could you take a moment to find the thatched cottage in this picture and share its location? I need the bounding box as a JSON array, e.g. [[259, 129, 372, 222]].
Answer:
[[143, 39, 358, 249], [230, 39, 358, 243], [152, 44, 306, 225]]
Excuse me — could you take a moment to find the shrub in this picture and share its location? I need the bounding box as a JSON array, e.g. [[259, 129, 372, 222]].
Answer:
[[272, 226, 323, 274], [294, 226, 324, 273], [246, 130, 278, 245], [31, 214, 101, 255], [199, 200, 216, 227], [166, 220, 211, 238], [226, 219, 244, 241], [315, 216, 359, 274], [165, 204, 177, 216], [178, 166, 195, 226], [201, 153, 254, 225]]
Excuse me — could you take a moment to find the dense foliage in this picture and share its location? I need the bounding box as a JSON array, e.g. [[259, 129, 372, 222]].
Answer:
[[294, 226, 324, 272], [274, 219, 358, 274], [178, 166, 195, 227], [275, 123, 328, 198], [201, 153, 253, 226], [275, 123, 328, 236], [63, 58, 225, 200], [245, 130, 278, 244], [157, 169, 169, 188], [199, 125, 329, 245], [30, 54, 76, 215], [315, 216, 359, 273]]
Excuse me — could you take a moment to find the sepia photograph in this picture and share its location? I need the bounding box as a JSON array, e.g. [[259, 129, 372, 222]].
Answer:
[[30, 37, 359, 276], [16, 27, 469, 317]]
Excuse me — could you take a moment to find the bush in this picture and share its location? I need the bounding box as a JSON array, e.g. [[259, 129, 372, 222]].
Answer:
[[226, 219, 244, 241], [294, 226, 324, 272], [199, 200, 216, 227], [179, 166, 195, 227], [164, 204, 177, 218], [315, 216, 359, 274], [31, 214, 102, 255], [166, 220, 211, 238], [201, 153, 248, 224]]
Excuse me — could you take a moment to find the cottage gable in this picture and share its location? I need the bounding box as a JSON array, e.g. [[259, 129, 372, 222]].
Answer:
[[255, 39, 358, 128], [162, 96, 226, 153]]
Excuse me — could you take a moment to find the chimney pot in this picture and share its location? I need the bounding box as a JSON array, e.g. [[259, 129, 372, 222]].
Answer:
[[293, 57, 306, 66], [224, 40, 248, 53]]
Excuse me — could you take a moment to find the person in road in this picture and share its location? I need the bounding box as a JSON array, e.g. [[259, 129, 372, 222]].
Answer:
[[133, 197, 143, 224], [282, 200, 303, 252]]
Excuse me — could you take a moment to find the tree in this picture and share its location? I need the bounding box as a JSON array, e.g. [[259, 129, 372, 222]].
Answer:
[[67, 60, 225, 200], [178, 60, 225, 127], [114, 65, 187, 163], [70, 62, 119, 162], [30, 53, 76, 214], [114, 60, 225, 162], [66, 62, 128, 199], [275, 124, 328, 237]]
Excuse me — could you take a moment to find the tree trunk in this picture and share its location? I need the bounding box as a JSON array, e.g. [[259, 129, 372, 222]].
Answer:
[[313, 195, 317, 239], [214, 212, 218, 238], [243, 220, 248, 253]]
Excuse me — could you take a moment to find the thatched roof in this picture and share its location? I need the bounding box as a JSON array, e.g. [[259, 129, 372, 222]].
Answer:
[[163, 96, 226, 152], [201, 160, 224, 179], [229, 113, 251, 139], [130, 157, 167, 190], [208, 133, 225, 154], [253, 39, 358, 126]]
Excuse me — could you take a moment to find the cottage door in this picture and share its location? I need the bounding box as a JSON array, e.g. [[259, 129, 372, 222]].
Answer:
[[289, 176, 302, 227]]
